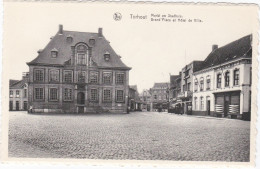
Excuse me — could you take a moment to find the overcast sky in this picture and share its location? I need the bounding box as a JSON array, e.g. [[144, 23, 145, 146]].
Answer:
[[3, 2, 256, 92]]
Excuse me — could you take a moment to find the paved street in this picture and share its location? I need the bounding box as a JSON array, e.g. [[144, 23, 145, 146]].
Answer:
[[9, 111, 250, 161]]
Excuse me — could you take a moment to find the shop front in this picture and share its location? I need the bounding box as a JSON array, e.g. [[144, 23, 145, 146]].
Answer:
[[214, 91, 240, 118]]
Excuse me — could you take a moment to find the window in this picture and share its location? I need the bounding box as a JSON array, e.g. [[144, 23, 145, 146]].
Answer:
[[234, 69, 240, 86], [16, 90, 20, 98], [183, 85, 186, 92], [200, 78, 204, 91], [34, 69, 44, 82], [103, 72, 112, 84], [187, 83, 191, 91], [49, 88, 58, 101], [51, 51, 58, 58], [90, 89, 98, 101], [77, 71, 86, 83], [104, 53, 110, 61], [24, 89, 27, 98], [10, 90, 13, 98], [116, 90, 124, 102], [35, 88, 44, 100], [225, 71, 230, 87], [116, 73, 125, 84], [64, 88, 72, 101], [77, 54, 86, 65], [64, 70, 73, 83], [194, 97, 198, 110], [200, 97, 204, 110], [89, 71, 99, 84], [194, 79, 198, 92], [206, 76, 211, 90], [154, 95, 157, 99], [103, 89, 112, 102], [217, 74, 222, 88], [49, 69, 59, 82]]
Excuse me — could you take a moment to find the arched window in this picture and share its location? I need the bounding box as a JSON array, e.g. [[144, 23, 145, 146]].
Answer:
[[194, 78, 198, 92], [234, 69, 240, 86], [76, 44, 88, 65], [206, 75, 211, 90], [217, 73, 221, 88], [225, 71, 230, 87], [200, 77, 204, 91]]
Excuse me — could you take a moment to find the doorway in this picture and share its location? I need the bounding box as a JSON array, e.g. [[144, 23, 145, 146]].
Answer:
[[9, 101, 13, 111], [16, 101, 19, 111], [24, 101, 28, 111], [77, 92, 85, 105], [207, 100, 210, 115]]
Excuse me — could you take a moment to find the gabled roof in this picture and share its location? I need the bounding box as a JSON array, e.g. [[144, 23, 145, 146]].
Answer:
[[153, 82, 170, 89], [9, 79, 27, 89], [197, 34, 252, 72], [28, 28, 131, 70]]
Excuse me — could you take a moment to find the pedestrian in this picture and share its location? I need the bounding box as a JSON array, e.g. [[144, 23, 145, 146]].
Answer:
[[28, 105, 33, 114]]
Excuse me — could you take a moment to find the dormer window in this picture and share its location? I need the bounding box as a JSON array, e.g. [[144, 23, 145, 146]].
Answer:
[[89, 38, 95, 46], [66, 35, 73, 43], [104, 52, 110, 61], [51, 48, 58, 58]]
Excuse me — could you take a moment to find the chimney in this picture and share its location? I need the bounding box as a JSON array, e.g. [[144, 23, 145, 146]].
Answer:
[[212, 44, 218, 51], [98, 28, 103, 37], [59, 24, 63, 34]]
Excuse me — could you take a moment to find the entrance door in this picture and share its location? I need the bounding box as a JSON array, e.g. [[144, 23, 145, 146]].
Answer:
[[9, 101, 13, 111], [78, 106, 84, 113], [77, 92, 85, 105], [16, 101, 19, 111], [23, 101, 28, 110], [207, 100, 210, 115], [224, 95, 230, 117]]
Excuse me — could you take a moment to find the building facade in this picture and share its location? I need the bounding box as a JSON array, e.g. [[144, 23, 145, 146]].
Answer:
[[129, 85, 142, 111], [139, 89, 152, 111], [192, 35, 252, 119], [9, 73, 29, 111], [177, 61, 203, 114], [27, 25, 131, 113], [150, 82, 170, 111]]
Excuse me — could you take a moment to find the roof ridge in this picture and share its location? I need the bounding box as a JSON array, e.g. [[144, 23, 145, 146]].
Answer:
[[63, 30, 98, 34]]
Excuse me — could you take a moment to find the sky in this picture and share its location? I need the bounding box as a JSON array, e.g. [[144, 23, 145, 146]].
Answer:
[[3, 2, 257, 93]]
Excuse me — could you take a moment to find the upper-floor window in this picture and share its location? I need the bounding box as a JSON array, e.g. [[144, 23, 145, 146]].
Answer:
[[77, 54, 86, 65], [77, 71, 86, 83], [183, 84, 186, 92], [116, 73, 125, 85], [154, 95, 157, 99], [10, 90, 13, 98], [217, 73, 221, 88], [104, 52, 110, 61], [116, 90, 124, 102], [16, 90, 20, 98], [24, 89, 27, 98], [103, 72, 112, 84], [49, 69, 59, 82], [89, 71, 99, 84], [200, 78, 204, 91], [234, 69, 240, 86], [206, 76, 211, 90], [225, 71, 230, 87], [187, 82, 191, 91], [194, 79, 198, 92], [103, 89, 112, 102], [51, 48, 58, 58], [64, 70, 73, 83], [34, 69, 44, 82]]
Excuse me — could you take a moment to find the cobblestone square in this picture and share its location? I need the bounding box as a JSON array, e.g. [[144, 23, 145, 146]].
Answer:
[[8, 111, 250, 161]]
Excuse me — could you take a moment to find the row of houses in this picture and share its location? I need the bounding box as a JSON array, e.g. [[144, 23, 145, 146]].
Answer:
[[169, 35, 252, 120]]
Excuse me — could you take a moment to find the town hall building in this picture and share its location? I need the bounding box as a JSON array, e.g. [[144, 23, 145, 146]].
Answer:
[[27, 25, 131, 113]]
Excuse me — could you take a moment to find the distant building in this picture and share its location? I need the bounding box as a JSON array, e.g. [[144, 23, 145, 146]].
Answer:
[[178, 61, 203, 114], [27, 25, 131, 113], [192, 35, 252, 120], [139, 89, 152, 111], [150, 82, 170, 111], [9, 73, 29, 111], [129, 85, 142, 111]]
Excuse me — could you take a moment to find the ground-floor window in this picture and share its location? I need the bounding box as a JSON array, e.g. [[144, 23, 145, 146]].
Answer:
[[200, 97, 204, 110], [116, 90, 124, 102], [194, 97, 198, 110], [90, 89, 98, 101], [49, 88, 58, 101], [103, 89, 112, 102], [16, 101, 19, 110], [9, 101, 13, 110], [35, 88, 44, 100], [23, 101, 28, 110], [64, 88, 72, 101]]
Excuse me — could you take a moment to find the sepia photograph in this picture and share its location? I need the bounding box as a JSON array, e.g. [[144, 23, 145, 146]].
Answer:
[[1, 0, 259, 167]]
